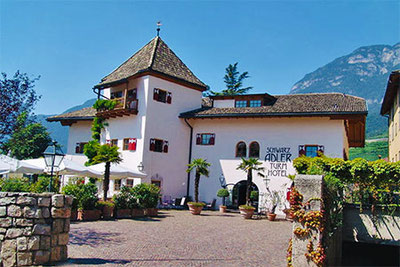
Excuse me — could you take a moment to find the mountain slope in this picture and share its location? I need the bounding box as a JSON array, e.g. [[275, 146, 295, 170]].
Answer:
[[35, 98, 96, 150], [290, 43, 400, 137]]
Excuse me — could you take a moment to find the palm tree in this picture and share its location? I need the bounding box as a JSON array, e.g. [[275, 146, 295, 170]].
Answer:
[[89, 144, 122, 201], [209, 62, 253, 96], [237, 158, 265, 205], [187, 158, 211, 203]]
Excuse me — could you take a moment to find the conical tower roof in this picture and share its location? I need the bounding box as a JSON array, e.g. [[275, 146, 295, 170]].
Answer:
[[95, 37, 207, 90]]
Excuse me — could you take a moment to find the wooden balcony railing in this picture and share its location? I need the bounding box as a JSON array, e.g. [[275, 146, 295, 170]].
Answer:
[[96, 97, 138, 119]]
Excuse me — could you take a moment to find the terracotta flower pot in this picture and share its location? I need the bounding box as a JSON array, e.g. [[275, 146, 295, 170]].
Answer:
[[78, 210, 102, 221], [188, 203, 204, 215], [239, 208, 255, 219], [219, 205, 227, 213], [145, 208, 158, 217], [267, 213, 277, 221], [102, 206, 114, 219], [116, 209, 132, 219], [70, 210, 78, 221], [132, 209, 145, 217]]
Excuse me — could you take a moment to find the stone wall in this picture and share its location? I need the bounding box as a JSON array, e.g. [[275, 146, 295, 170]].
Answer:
[[0, 192, 72, 267]]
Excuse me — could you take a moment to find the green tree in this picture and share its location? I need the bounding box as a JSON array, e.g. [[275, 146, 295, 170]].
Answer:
[[84, 143, 122, 201], [187, 158, 211, 203], [210, 62, 253, 96], [0, 71, 40, 146], [3, 112, 51, 159], [237, 158, 265, 205]]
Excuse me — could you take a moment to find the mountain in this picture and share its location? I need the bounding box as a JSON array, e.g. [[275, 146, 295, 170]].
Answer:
[[35, 98, 96, 150], [290, 43, 400, 138]]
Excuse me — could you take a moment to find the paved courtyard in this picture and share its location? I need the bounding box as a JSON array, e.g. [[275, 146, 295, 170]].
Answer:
[[61, 210, 292, 267]]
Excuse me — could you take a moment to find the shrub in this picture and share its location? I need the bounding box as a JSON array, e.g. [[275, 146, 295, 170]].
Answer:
[[250, 191, 259, 201], [113, 186, 136, 209], [217, 188, 229, 198], [187, 202, 205, 207], [62, 180, 98, 211], [0, 177, 30, 192], [131, 183, 161, 209], [239, 205, 255, 210], [30, 175, 60, 193], [96, 200, 115, 210]]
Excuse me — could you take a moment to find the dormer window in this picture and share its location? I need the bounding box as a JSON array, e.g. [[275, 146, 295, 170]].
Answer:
[[235, 100, 247, 108], [154, 88, 172, 104], [249, 100, 262, 107]]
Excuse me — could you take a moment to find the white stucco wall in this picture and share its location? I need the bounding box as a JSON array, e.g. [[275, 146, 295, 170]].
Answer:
[[66, 121, 92, 156], [188, 117, 347, 212]]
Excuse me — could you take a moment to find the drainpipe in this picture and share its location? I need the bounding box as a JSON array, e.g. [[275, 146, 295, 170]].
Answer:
[[383, 114, 390, 158], [184, 118, 193, 198]]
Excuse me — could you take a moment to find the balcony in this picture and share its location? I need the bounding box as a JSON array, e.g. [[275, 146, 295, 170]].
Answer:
[[96, 97, 138, 119]]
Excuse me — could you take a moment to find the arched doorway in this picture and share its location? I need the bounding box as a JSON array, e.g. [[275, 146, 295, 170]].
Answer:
[[231, 180, 259, 209]]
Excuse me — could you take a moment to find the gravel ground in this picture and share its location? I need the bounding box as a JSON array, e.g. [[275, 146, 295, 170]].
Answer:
[[59, 210, 292, 267]]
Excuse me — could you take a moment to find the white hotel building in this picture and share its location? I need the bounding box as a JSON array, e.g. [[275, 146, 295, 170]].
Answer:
[[48, 36, 367, 211]]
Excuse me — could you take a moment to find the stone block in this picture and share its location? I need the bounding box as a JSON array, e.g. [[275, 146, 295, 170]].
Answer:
[[7, 205, 22, 217], [1, 238, 17, 253], [51, 207, 71, 219], [64, 219, 70, 232], [17, 237, 27, 251], [52, 194, 64, 208], [51, 235, 58, 247], [37, 197, 50, 207], [0, 218, 12, 227], [60, 245, 68, 261], [0, 197, 15, 206], [17, 252, 32, 266], [23, 206, 38, 218], [16, 196, 36, 206], [65, 196, 73, 207], [40, 236, 51, 250], [1, 251, 16, 267], [0, 206, 6, 217], [41, 207, 50, 218], [15, 218, 33, 227], [5, 228, 23, 239], [52, 219, 64, 234], [32, 224, 51, 235], [33, 250, 50, 265], [50, 246, 61, 262], [0, 227, 6, 234], [22, 227, 32, 236], [0, 234, 4, 241], [27, 236, 40, 251], [57, 233, 69, 246]]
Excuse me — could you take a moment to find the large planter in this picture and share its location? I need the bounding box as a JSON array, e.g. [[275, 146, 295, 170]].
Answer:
[[145, 208, 158, 217], [102, 206, 114, 219], [188, 203, 204, 215], [116, 209, 132, 219], [78, 209, 102, 221], [70, 210, 78, 221], [239, 207, 255, 219], [132, 209, 145, 217], [267, 212, 277, 221], [219, 205, 227, 213]]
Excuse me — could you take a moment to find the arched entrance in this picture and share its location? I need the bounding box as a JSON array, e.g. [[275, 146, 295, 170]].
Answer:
[[231, 180, 259, 209]]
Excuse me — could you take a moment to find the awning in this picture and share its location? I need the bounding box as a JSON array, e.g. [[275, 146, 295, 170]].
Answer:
[[88, 163, 147, 179], [0, 155, 44, 174], [22, 158, 102, 178]]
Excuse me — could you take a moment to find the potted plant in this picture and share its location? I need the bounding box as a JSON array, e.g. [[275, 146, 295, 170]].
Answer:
[[132, 183, 161, 217], [187, 159, 211, 215], [97, 200, 115, 219], [113, 186, 132, 219], [217, 188, 230, 213], [77, 183, 101, 221], [267, 190, 279, 221], [239, 205, 256, 219]]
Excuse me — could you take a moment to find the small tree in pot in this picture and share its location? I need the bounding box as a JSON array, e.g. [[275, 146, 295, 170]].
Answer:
[[113, 186, 133, 219], [217, 188, 230, 213], [132, 183, 160, 217], [187, 158, 210, 215]]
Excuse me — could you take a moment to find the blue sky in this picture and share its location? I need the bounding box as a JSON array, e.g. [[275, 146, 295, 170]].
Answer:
[[1, 0, 399, 115]]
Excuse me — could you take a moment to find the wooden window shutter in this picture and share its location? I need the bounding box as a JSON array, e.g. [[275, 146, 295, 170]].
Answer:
[[128, 138, 137, 151], [163, 141, 169, 153], [318, 145, 325, 156], [153, 89, 159, 100], [298, 145, 306, 156], [196, 134, 201, 145], [167, 92, 172, 104], [209, 134, 215, 145], [150, 139, 155, 151]]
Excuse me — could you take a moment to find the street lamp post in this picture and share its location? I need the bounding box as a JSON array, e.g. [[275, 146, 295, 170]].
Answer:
[[43, 141, 65, 192]]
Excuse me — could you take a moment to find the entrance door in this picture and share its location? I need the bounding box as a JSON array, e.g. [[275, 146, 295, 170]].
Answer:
[[232, 180, 259, 209]]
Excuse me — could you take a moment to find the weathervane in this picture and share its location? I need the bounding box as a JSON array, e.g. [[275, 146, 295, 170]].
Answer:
[[156, 21, 162, 37]]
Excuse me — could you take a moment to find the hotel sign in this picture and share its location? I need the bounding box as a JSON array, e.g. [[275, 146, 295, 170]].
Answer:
[[264, 147, 292, 177]]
